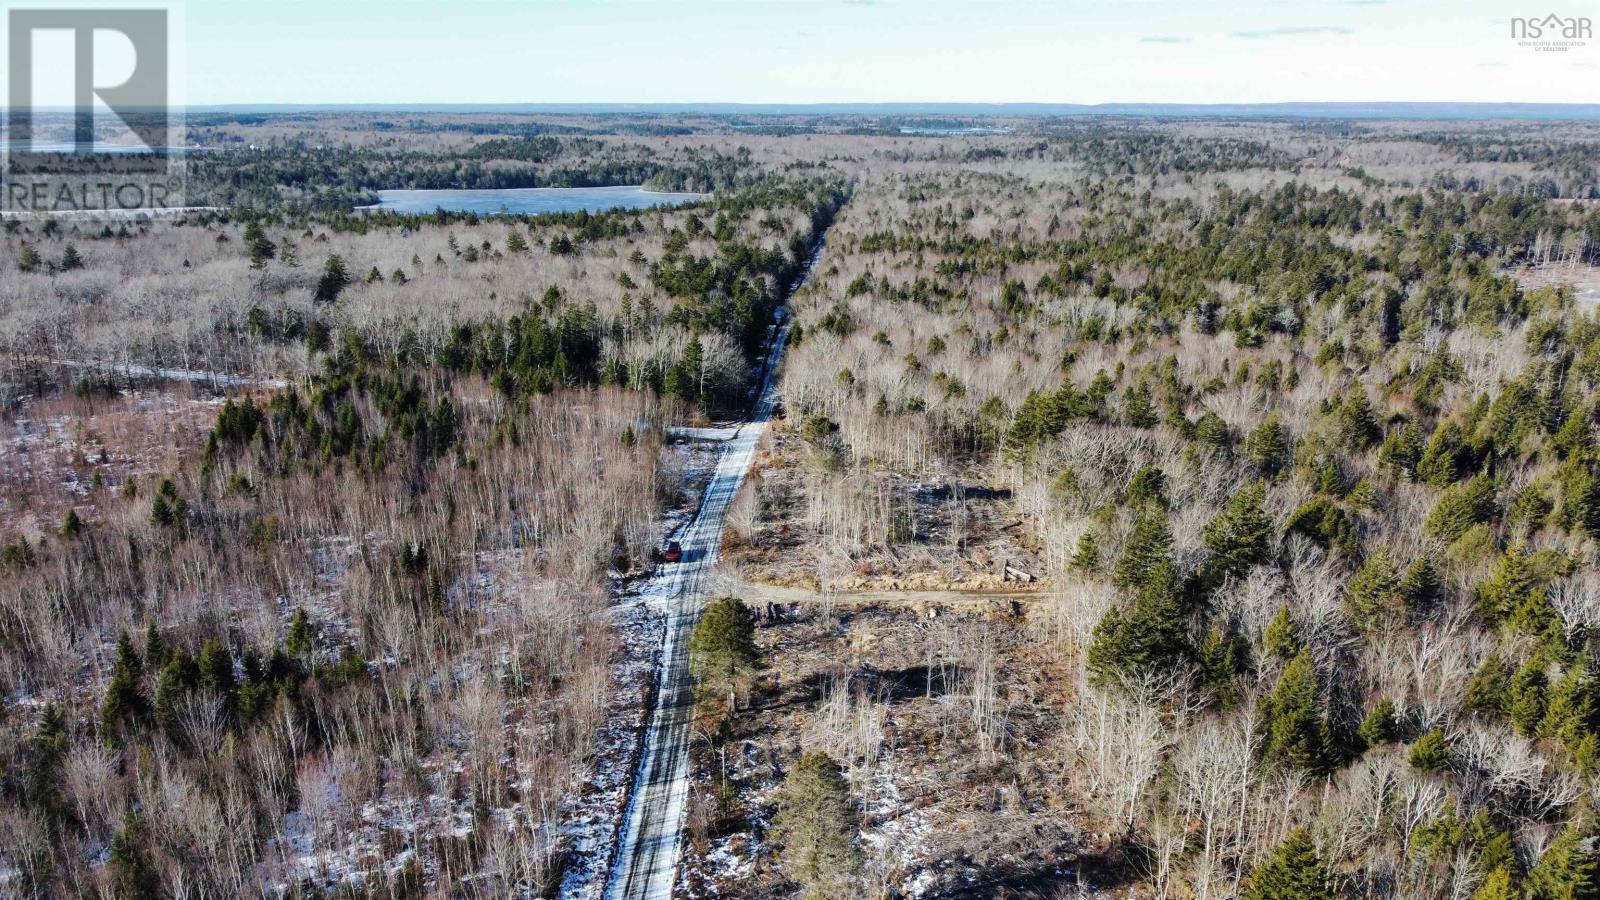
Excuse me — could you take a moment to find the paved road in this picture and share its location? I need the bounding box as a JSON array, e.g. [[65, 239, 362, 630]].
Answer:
[[603, 253, 814, 900]]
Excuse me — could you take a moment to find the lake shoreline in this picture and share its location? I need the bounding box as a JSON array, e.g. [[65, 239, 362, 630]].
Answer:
[[355, 184, 708, 215]]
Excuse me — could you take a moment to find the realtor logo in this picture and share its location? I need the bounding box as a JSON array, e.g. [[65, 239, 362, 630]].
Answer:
[[3, 7, 186, 213], [1511, 13, 1592, 51]]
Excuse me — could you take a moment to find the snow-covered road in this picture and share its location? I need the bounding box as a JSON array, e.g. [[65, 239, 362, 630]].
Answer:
[[603, 243, 819, 900]]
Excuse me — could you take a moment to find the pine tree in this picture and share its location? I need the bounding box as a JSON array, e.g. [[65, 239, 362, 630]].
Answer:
[[109, 811, 160, 900], [1243, 828, 1334, 900], [506, 229, 529, 254], [1510, 655, 1549, 737], [1265, 605, 1303, 659], [1400, 555, 1442, 611], [1203, 481, 1272, 580], [1358, 697, 1400, 749], [1338, 389, 1381, 449], [1347, 548, 1403, 628], [1408, 728, 1451, 772], [1478, 544, 1543, 625], [1088, 560, 1191, 684], [314, 254, 351, 304], [29, 703, 68, 812], [1529, 822, 1600, 900], [17, 242, 41, 272], [1113, 507, 1174, 590], [101, 630, 147, 736], [1472, 866, 1517, 900], [1425, 475, 1498, 543], [1125, 466, 1168, 509], [773, 751, 861, 900], [286, 607, 315, 660], [1124, 381, 1159, 428], [1542, 663, 1600, 747], [244, 220, 276, 268], [1416, 423, 1465, 487], [689, 596, 760, 709], [1464, 652, 1512, 718], [1473, 810, 1519, 876], [1264, 648, 1329, 773], [1070, 531, 1100, 572], [153, 649, 198, 732], [59, 243, 84, 271], [1245, 417, 1290, 476], [1380, 420, 1425, 478], [144, 621, 167, 670], [58, 508, 83, 538], [1196, 410, 1230, 450]]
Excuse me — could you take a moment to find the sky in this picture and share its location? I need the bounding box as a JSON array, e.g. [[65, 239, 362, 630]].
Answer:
[[10, 0, 1600, 106]]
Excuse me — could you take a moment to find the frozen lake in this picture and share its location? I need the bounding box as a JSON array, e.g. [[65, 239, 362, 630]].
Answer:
[[365, 185, 706, 215]]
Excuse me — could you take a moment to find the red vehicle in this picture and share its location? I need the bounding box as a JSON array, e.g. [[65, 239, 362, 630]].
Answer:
[[662, 540, 683, 562]]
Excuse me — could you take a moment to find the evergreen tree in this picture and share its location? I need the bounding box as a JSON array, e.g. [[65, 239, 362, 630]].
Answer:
[[313, 254, 351, 304], [198, 638, 236, 699], [1243, 828, 1334, 900], [1472, 866, 1517, 900], [1123, 382, 1159, 428], [1358, 697, 1400, 749], [144, 621, 167, 670], [101, 630, 147, 735], [1400, 555, 1442, 611], [1245, 416, 1290, 476], [1347, 548, 1403, 628], [59, 244, 84, 271], [1380, 420, 1425, 478], [1426, 476, 1498, 543], [59, 508, 83, 538], [1196, 410, 1230, 450], [1202, 481, 1272, 580], [1125, 466, 1168, 509], [150, 478, 187, 532], [1338, 389, 1381, 449], [1408, 728, 1451, 772], [1542, 663, 1600, 748], [1416, 422, 1466, 487], [1113, 507, 1174, 590], [1088, 560, 1191, 684], [244, 220, 276, 268], [1265, 605, 1303, 659], [1510, 655, 1549, 737], [1465, 652, 1512, 719], [1529, 822, 1600, 900], [1478, 544, 1543, 625], [506, 229, 529, 254], [286, 606, 315, 660], [17, 242, 41, 272], [773, 751, 861, 900], [1263, 648, 1329, 773], [109, 811, 160, 900], [1070, 531, 1100, 572], [29, 703, 68, 812], [153, 649, 198, 732], [688, 596, 761, 709]]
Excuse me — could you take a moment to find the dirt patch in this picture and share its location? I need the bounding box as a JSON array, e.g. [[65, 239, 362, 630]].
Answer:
[[676, 598, 1082, 899], [1510, 262, 1600, 309], [721, 423, 1045, 593], [0, 385, 238, 541]]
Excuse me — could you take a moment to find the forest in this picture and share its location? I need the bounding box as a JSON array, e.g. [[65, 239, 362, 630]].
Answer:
[[5, 114, 1600, 899]]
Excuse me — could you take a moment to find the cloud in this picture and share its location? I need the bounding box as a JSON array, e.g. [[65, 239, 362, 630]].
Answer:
[[1140, 35, 1191, 44], [1230, 25, 1354, 39]]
